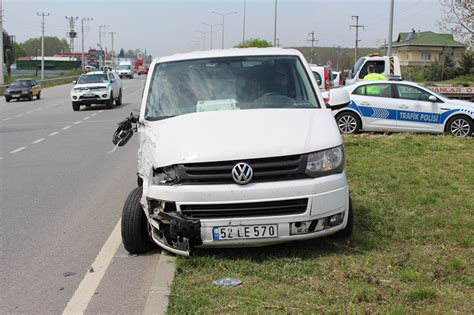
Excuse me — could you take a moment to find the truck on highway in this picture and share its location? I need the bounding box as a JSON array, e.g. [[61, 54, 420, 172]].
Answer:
[[112, 48, 353, 256], [345, 53, 401, 85]]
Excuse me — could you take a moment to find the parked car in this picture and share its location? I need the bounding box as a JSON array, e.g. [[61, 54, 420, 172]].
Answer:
[[112, 48, 353, 256], [137, 66, 148, 75], [310, 65, 331, 92], [4, 79, 42, 102], [70, 70, 122, 111], [333, 80, 474, 137], [331, 71, 343, 88]]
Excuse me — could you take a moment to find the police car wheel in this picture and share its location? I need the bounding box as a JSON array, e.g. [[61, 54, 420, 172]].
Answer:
[[122, 187, 156, 254], [336, 112, 361, 134], [446, 116, 472, 137]]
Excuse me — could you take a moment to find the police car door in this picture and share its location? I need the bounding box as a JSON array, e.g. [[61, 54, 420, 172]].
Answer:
[[351, 83, 398, 131], [394, 84, 443, 132]]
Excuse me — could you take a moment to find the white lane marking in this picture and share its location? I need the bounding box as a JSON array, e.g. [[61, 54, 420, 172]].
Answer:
[[74, 121, 82, 125], [49, 131, 60, 136], [62, 126, 71, 130], [2, 117, 12, 121], [90, 113, 97, 116], [32, 138, 45, 144], [63, 219, 122, 314], [83, 116, 90, 120], [10, 146, 27, 154], [0, 157, 3, 160], [98, 110, 104, 113], [37, 108, 44, 111], [26, 110, 34, 114], [15, 114, 24, 118]]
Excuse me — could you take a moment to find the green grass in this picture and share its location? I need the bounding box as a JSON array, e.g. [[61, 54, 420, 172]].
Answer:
[[167, 133, 474, 314]]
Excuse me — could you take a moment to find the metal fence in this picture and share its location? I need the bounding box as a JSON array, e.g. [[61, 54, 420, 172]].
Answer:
[[0, 75, 79, 92]]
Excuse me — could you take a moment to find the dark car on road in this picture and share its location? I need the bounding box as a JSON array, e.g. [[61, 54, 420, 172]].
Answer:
[[4, 79, 42, 102]]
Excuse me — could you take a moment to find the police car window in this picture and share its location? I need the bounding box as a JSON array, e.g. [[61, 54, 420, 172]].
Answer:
[[365, 83, 392, 98], [358, 61, 386, 79], [396, 85, 432, 101], [353, 86, 366, 95]]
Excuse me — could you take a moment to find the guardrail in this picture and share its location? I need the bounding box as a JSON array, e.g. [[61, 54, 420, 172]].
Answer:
[[0, 75, 79, 91]]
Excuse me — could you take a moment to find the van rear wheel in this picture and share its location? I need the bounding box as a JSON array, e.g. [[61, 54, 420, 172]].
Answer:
[[121, 187, 156, 254]]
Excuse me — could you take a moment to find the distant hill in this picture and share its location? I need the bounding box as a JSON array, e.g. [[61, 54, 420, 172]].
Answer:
[[290, 46, 383, 71]]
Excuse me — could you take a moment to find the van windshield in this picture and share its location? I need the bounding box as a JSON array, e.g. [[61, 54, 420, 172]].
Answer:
[[351, 57, 366, 77], [77, 74, 108, 84], [117, 65, 131, 70], [145, 55, 320, 120]]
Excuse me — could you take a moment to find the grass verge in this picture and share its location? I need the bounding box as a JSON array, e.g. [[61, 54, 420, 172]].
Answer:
[[168, 133, 473, 314]]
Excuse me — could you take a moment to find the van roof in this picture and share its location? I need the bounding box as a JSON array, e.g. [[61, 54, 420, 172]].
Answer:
[[156, 48, 302, 64]]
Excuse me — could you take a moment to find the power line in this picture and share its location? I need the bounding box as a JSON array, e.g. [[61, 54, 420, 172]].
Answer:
[[37, 12, 50, 80], [350, 15, 364, 63]]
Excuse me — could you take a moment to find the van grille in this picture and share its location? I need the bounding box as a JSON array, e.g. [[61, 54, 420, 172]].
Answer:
[[177, 154, 307, 184], [180, 198, 308, 219]]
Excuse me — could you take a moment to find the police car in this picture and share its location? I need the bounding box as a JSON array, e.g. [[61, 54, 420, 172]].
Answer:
[[333, 80, 474, 137]]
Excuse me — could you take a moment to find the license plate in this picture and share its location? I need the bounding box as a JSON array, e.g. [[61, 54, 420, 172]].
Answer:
[[84, 93, 95, 97], [12, 94, 20, 97], [212, 224, 278, 241]]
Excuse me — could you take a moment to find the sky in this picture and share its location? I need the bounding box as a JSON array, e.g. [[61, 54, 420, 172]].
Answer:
[[3, 0, 443, 57]]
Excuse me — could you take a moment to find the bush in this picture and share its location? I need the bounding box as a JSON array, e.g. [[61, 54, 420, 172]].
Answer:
[[235, 38, 272, 48]]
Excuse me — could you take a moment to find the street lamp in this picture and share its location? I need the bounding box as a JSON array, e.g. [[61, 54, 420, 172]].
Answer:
[[273, 0, 278, 47], [211, 11, 237, 49], [202, 22, 222, 50], [195, 30, 206, 50]]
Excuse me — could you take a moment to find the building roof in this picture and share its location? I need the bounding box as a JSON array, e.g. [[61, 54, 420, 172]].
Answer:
[[156, 48, 302, 63], [388, 31, 466, 48]]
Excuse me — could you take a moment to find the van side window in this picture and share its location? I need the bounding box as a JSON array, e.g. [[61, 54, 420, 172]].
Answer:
[[358, 61, 386, 79]]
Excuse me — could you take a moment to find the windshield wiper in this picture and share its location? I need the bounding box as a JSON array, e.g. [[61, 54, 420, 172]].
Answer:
[[145, 115, 175, 121]]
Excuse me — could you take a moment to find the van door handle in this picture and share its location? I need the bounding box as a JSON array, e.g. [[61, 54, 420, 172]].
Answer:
[[360, 102, 370, 105], [399, 105, 409, 109]]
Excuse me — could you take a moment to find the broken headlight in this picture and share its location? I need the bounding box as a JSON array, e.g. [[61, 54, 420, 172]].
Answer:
[[305, 145, 344, 178], [153, 166, 179, 185]]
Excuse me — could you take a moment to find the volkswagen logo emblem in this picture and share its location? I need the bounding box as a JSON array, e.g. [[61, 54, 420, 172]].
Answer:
[[232, 163, 253, 185]]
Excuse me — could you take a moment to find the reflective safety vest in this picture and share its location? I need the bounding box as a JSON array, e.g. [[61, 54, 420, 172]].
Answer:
[[364, 73, 388, 95]]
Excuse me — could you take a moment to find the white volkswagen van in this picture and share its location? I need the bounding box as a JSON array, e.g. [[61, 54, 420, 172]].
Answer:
[[113, 48, 353, 256]]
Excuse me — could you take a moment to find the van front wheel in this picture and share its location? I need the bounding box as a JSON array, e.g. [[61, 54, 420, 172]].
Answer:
[[121, 187, 156, 254], [331, 196, 353, 239]]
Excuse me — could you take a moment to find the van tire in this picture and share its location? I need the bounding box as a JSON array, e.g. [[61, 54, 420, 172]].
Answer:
[[122, 187, 156, 254], [72, 102, 80, 111], [332, 197, 353, 239], [335, 111, 361, 134]]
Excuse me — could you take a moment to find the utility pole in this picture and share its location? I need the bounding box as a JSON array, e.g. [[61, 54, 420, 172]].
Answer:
[[387, 0, 394, 56], [212, 11, 237, 49], [37, 12, 50, 80], [307, 31, 318, 64], [99, 25, 108, 66], [273, 0, 278, 47], [242, 0, 246, 43], [109, 31, 116, 67], [81, 17, 92, 70], [65, 16, 78, 52], [0, 0, 4, 84], [350, 15, 364, 63]]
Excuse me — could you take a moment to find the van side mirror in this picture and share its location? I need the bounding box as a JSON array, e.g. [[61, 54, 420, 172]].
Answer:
[[112, 113, 139, 146], [72, 80, 77, 84], [326, 89, 351, 110], [428, 95, 437, 102]]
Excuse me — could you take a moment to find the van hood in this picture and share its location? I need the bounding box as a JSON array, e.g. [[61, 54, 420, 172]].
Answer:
[[74, 83, 109, 89], [138, 109, 341, 168]]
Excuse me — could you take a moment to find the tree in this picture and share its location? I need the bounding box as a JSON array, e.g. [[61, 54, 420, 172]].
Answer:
[[125, 49, 135, 58], [118, 48, 125, 58], [21, 36, 70, 56], [13, 42, 26, 59], [438, 0, 473, 47], [235, 38, 272, 48], [457, 50, 474, 75]]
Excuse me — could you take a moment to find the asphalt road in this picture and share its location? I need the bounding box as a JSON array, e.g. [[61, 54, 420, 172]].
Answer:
[[0, 77, 162, 313]]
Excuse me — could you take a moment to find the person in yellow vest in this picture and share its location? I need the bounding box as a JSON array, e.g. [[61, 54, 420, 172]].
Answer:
[[364, 65, 388, 81], [364, 65, 388, 95]]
